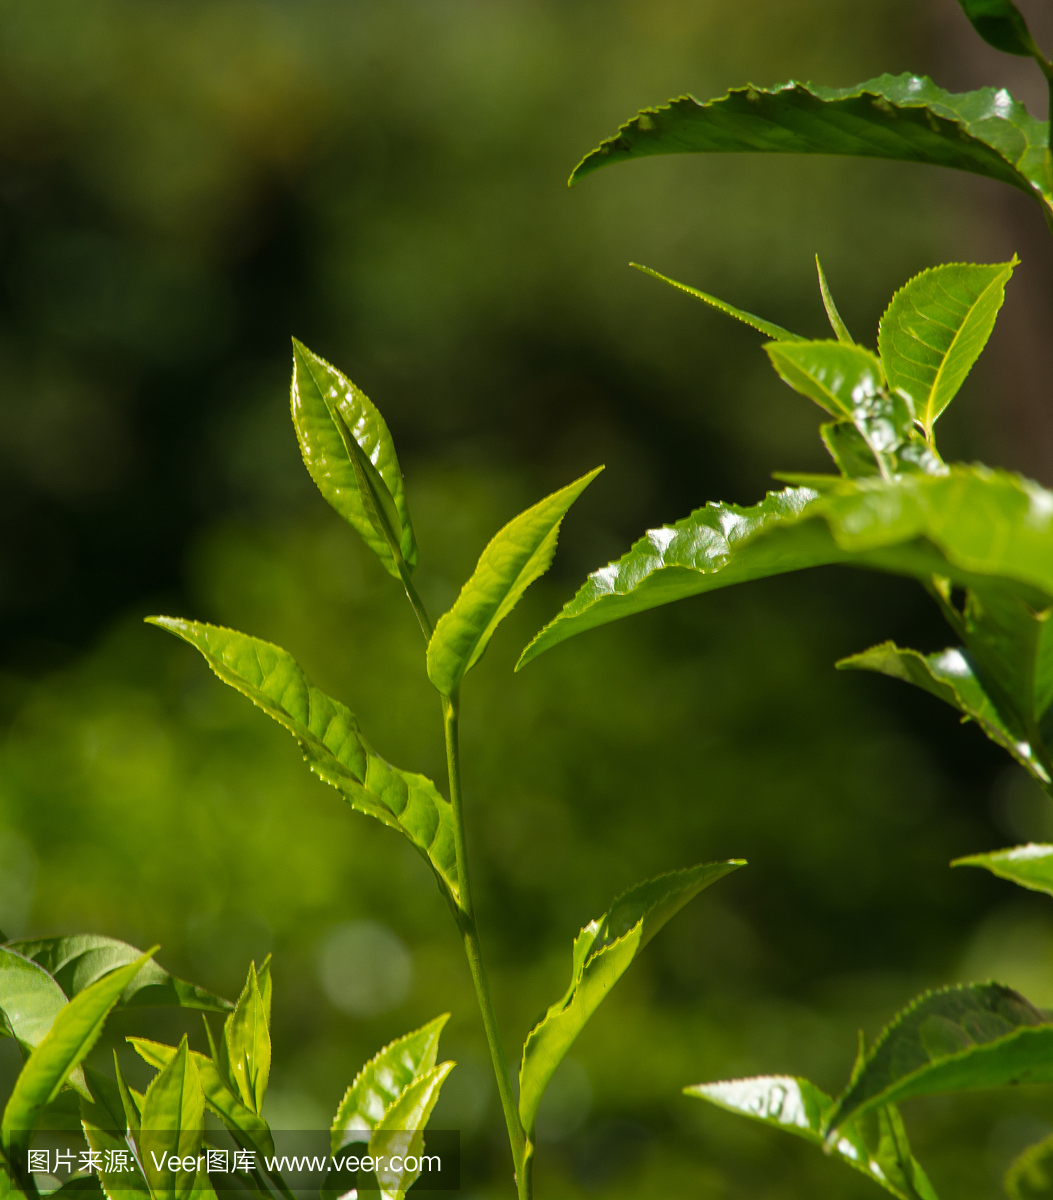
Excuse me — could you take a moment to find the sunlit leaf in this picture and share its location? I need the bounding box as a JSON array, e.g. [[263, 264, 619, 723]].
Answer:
[[370, 1062, 455, 1200], [1006, 1129, 1053, 1199], [80, 1065, 151, 1200], [290, 339, 417, 579], [331, 1014, 448, 1154], [147, 618, 460, 906], [518, 468, 1053, 670], [0, 948, 87, 1099], [630, 263, 801, 341], [225, 963, 269, 1115], [688, 1075, 937, 1199], [518, 860, 743, 1133], [765, 341, 886, 420], [2, 951, 155, 1166], [815, 258, 854, 345], [8, 936, 231, 1014], [138, 1038, 204, 1200], [836, 641, 1050, 784], [953, 843, 1053, 897], [956, 0, 1043, 57], [427, 468, 602, 696], [826, 983, 1053, 1134], [130, 1037, 274, 1159], [878, 261, 1017, 436], [569, 75, 1053, 217]]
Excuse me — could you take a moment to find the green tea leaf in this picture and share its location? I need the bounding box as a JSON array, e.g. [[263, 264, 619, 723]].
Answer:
[[815, 258, 854, 345], [224, 963, 269, 1115], [427, 468, 602, 696], [956, 0, 1042, 58], [765, 341, 886, 420], [370, 1062, 455, 1200], [129, 1037, 274, 1159], [0, 948, 81, 1079], [630, 264, 801, 341], [147, 618, 460, 906], [836, 642, 1049, 784], [569, 75, 1053, 217], [331, 1014, 449, 1154], [8, 936, 231, 1014], [878, 261, 1017, 436], [138, 1037, 204, 1200], [953, 844, 1053, 897], [1006, 1130, 1053, 1199], [80, 1065, 151, 1200], [518, 860, 743, 1133], [51, 1178, 105, 1195], [518, 468, 1053, 670], [290, 339, 417, 579], [2, 951, 155, 1164], [687, 1075, 937, 1199], [826, 983, 1053, 1134]]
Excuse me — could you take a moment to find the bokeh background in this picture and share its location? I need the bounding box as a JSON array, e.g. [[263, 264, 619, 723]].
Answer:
[[2, 1, 1053, 1196]]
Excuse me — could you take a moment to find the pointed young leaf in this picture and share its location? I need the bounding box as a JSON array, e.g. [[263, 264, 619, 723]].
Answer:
[[878, 261, 1017, 436], [138, 1038, 205, 1200], [836, 642, 1050, 784], [427, 468, 602, 696], [80, 1065, 151, 1200], [631, 264, 801, 341], [331, 1015, 449, 1154], [8, 936, 232, 1014], [953, 844, 1053, 897], [370, 1062, 455, 1200], [224, 964, 270, 1115], [2, 951, 155, 1163], [255, 956, 272, 1030], [147, 618, 460, 906], [816, 258, 854, 344], [130, 1038, 274, 1159], [518, 860, 743, 1133], [956, 0, 1042, 57], [688, 1076, 937, 1200], [290, 339, 417, 578], [518, 468, 1053, 669], [826, 983, 1053, 1134], [1006, 1130, 1053, 1199], [765, 341, 887, 420], [569, 75, 1053, 217]]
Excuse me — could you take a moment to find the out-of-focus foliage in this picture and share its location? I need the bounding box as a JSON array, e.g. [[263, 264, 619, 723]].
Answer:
[[0, 1, 1050, 1196]]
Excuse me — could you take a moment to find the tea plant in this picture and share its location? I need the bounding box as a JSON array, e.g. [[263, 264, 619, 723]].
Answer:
[[518, 0, 1053, 1194], [139, 340, 744, 1200]]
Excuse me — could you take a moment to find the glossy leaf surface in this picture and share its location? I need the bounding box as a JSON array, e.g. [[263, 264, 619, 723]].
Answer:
[[688, 1075, 936, 1199], [0, 948, 78, 1066], [1006, 1130, 1053, 1199], [765, 341, 886, 420], [836, 642, 1050, 783], [518, 860, 743, 1132], [518, 468, 1053, 669], [331, 1015, 448, 1154], [291, 339, 417, 578], [427, 468, 602, 695], [225, 963, 269, 1115], [569, 74, 1053, 216], [827, 983, 1053, 1132], [370, 1062, 455, 1200], [878, 261, 1016, 436], [2, 951, 154, 1161], [130, 1037, 274, 1158], [956, 0, 1042, 57], [631, 264, 801, 341], [8, 936, 231, 1013], [148, 618, 460, 905], [138, 1038, 204, 1200], [953, 843, 1053, 896]]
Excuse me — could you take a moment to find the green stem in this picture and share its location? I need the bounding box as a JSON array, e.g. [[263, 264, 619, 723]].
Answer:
[[399, 566, 434, 642], [442, 693, 529, 1198]]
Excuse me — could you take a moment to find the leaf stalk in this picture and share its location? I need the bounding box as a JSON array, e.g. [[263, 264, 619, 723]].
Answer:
[[442, 693, 529, 1197]]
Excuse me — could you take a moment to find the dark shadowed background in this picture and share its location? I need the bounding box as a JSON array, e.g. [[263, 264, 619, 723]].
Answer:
[[1, 1, 1052, 1196]]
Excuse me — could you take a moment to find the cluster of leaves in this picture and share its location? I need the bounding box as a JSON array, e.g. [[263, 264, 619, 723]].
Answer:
[[520, 0, 1053, 1193]]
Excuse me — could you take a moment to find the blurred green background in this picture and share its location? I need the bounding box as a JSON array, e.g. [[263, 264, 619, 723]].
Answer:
[[2, 1, 1053, 1196]]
